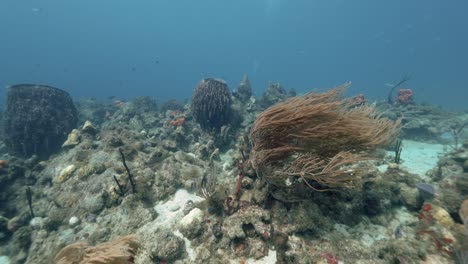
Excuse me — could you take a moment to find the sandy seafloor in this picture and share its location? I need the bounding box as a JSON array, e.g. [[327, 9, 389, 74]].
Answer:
[[378, 140, 446, 180]]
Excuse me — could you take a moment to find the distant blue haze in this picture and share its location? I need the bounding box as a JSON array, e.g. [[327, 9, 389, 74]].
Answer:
[[1, 0, 467, 109]]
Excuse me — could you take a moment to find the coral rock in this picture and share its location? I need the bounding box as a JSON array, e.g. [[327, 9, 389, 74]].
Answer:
[[178, 208, 204, 238], [459, 199, 468, 232], [82, 120, 97, 135], [56, 165, 76, 183], [62, 129, 81, 148], [233, 74, 253, 101], [149, 230, 185, 261], [223, 206, 270, 239], [68, 216, 80, 227]]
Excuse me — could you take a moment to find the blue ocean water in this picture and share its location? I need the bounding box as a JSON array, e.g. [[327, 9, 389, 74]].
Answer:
[[0, 0, 467, 109]]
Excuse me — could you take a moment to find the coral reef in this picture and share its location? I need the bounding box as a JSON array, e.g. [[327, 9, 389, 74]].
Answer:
[[75, 98, 116, 126], [0, 77, 466, 264], [160, 99, 184, 113], [378, 101, 466, 142], [233, 74, 253, 102], [257, 81, 295, 109]]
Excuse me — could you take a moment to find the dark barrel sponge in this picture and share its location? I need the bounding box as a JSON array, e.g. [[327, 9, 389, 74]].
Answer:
[[4, 84, 78, 158], [191, 78, 232, 131]]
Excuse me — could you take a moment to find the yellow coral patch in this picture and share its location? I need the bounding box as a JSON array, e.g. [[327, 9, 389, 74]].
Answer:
[[432, 206, 455, 228]]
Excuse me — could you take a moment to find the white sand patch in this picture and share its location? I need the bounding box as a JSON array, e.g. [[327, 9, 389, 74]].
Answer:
[[380, 140, 446, 180], [174, 230, 197, 261], [399, 140, 445, 176], [154, 189, 204, 226], [153, 189, 205, 260], [0, 256, 9, 264]]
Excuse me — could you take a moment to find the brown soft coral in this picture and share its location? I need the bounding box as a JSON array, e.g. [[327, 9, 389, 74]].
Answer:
[[54, 235, 139, 264], [249, 83, 401, 191]]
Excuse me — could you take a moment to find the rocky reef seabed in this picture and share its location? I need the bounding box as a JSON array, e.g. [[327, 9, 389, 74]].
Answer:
[[0, 79, 467, 264]]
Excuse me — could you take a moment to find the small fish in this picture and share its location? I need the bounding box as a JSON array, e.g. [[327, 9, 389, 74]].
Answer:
[[32, 7, 41, 12]]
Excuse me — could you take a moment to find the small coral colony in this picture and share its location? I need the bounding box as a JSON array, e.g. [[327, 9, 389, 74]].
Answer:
[[0, 76, 467, 264]]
